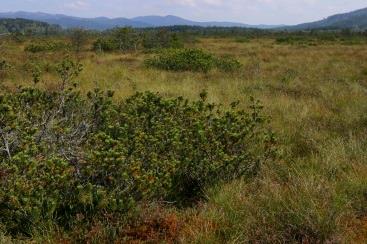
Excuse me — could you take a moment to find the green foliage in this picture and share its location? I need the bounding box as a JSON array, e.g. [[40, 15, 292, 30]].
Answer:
[[87, 91, 275, 204], [93, 38, 118, 52], [10, 32, 25, 43], [215, 55, 243, 72], [0, 60, 10, 72], [145, 48, 242, 73], [0, 60, 10, 82], [92, 28, 183, 52], [274, 34, 367, 46], [92, 27, 139, 53], [142, 29, 183, 50], [0, 18, 61, 35], [70, 28, 88, 53], [234, 37, 250, 43], [112, 27, 139, 52], [56, 57, 83, 90], [0, 85, 275, 235], [24, 41, 71, 53], [0, 88, 108, 235], [145, 48, 215, 72], [30, 63, 42, 84], [275, 36, 318, 46]]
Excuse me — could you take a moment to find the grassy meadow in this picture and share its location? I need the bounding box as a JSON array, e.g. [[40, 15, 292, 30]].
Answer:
[[1, 34, 367, 243]]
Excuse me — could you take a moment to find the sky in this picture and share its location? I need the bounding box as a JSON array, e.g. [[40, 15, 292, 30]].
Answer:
[[1, 0, 367, 25]]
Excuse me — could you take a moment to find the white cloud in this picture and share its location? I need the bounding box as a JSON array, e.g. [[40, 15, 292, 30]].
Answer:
[[65, 0, 89, 10]]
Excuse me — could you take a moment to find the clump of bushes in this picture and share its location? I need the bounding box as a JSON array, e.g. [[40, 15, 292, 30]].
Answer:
[[0, 59, 10, 82], [145, 48, 215, 72], [93, 38, 118, 52], [92, 28, 183, 52], [275, 36, 317, 46], [0, 60, 7, 70], [216, 55, 242, 72], [24, 41, 71, 53], [145, 48, 242, 73], [0, 82, 275, 235], [142, 30, 183, 50], [92, 28, 138, 53], [275, 36, 334, 46], [235, 37, 250, 43], [0, 60, 11, 72]]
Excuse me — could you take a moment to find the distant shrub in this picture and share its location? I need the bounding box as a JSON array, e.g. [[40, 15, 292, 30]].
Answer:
[[145, 48, 215, 72], [142, 30, 184, 50], [235, 37, 250, 43], [0, 86, 275, 235], [275, 36, 316, 46], [70, 28, 88, 52], [92, 29, 184, 53], [215, 55, 242, 72], [0, 60, 10, 72], [276, 37, 298, 44], [145, 48, 242, 73], [92, 27, 140, 53], [93, 38, 118, 52], [0, 60, 10, 82], [24, 41, 70, 53], [275, 36, 339, 46]]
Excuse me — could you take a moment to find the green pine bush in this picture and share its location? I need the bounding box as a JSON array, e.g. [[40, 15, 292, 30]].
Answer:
[[145, 48, 242, 73], [0, 87, 275, 236]]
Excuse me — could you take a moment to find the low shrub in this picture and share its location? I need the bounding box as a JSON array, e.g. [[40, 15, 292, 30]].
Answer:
[[0, 60, 10, 82], [215, 55, 242, 72], [145, 48, 242, 73], [0, 86, 275, 236], [235, 37, 250, 43], [0, 60, 7, 70], [93, 38, 118, 52], [0, 60, 11, 72], [145, 48, 215, 72], [24, 41, 70, 53], [92, 28, 184, 53], [275, 36, 317, 46], [142, 31, 184, 50]]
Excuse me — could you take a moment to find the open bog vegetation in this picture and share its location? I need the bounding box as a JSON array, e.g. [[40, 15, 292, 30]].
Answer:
[[0, 27, 367, 243]]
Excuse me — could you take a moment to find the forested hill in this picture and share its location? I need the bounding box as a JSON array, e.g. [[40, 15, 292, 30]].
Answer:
[[288, 7, 367, 30], [0, 18, 62, 35]]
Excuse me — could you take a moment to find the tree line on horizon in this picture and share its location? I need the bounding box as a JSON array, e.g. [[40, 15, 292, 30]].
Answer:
[[2, 18, 367, 37]]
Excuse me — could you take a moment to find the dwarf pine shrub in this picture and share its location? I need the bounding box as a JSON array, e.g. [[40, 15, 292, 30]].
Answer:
[[145, 48, 242, 72], [0, 86, 275, 235]]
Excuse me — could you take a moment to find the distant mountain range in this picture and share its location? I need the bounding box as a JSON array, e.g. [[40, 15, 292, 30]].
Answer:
[[0, 11, 281, 30], [130, 15, 282, 29], [284, 7, 367, 30], [0, 12, 147, 29], [0, 7, 366, 31]]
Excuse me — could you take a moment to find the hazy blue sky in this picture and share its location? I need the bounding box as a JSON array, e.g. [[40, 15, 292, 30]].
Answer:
[[2, 0, 367, 25]]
